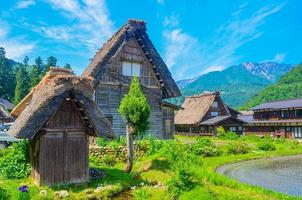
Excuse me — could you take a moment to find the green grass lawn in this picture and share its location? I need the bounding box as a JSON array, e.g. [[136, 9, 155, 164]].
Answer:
[[1, 135, 302, 199]]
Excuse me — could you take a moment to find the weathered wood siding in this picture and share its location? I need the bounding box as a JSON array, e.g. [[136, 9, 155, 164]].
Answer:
[[33, 100, 89, 186], [95, 38, 164, 137], [202, 96, 229, 121]]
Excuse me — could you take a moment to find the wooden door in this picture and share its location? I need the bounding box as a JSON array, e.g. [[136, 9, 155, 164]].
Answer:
[[40, 132, 64, 186], [65, 132, 88, 183], [163, 119, 172, 138]]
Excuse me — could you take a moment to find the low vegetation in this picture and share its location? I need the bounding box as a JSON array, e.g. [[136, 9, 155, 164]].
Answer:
[[1, 134, 302, 199]]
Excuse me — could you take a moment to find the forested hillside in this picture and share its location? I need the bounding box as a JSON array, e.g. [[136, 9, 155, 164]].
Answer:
[[0, 47, 72, 105], [242, 64, 302, 110], [171, 65, 271, 108]]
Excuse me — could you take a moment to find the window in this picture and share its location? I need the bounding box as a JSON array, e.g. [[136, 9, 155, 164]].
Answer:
[[261, 113, 270, 119], [122, 61, 141, 77], [211, 112, 218, 117], [282, 110, 290, 118], [212, 101, 218, 108], [230, 127, 237, 132], [296, 109, 302, 118]]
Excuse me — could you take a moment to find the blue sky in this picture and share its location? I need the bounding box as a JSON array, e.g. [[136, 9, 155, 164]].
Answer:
[[0, 0, 301, 80]]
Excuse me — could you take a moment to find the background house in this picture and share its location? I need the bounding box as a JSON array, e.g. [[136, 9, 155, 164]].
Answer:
[[175, 91, 245, 135], [83, 19, 181, 139], [239, 98, 302, 138], [8, 67, 112, 186]]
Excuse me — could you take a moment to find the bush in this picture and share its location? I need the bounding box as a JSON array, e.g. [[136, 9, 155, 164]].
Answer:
[[167, 170, 194, 199], [107, 136, 127, 148], [96, 137, 108, 147], [133, 188, 150, 200], [192, 138, 221, 157], [0, 187, 10, 200], [0, 140, 31, 179], [217, 127, 239, 140], [217, 126, 225, 137], [227, 142, 249, 155], [145, 137, 164, 156], [257, 142, 276, 151], [99, 154, 117, 166], [198, 145, 222, 157]]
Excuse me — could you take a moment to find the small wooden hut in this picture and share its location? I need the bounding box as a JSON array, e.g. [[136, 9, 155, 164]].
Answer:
[[8, 68, 112, 186]]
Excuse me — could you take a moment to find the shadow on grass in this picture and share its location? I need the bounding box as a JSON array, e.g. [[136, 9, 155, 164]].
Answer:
[[0, 187, 10, 200], [51, 167, 142, 193], [151, 158, 170, 171]]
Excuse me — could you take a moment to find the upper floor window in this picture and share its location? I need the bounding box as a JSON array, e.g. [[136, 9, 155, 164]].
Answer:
[[261, 113, 270, 119], [122, 61, 141, 77], [212, 101, 218, 108], [211, 111, 218, 117], [281, 110, 290, 118], [296, 109, 302, 118]]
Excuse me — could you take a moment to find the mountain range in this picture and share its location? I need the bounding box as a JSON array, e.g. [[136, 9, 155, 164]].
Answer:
[[173, 62, 293, 108], [242, 63, 302, 109]]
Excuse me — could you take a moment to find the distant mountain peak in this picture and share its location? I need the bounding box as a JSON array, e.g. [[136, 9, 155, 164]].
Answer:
[[240, 62, 293, 82]]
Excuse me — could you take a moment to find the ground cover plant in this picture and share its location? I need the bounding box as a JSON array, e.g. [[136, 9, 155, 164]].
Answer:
[[1, 134, 302, 199]]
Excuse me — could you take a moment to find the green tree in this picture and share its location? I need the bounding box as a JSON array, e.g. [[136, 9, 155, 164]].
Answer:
[[35, 56, 45, 76], [46, 56, 57, 72], [14, 58, 30, 105], [64, 63, 72, 70], [118, 76, 150, 172], [0, 47, 15, 100], [30, 57, 45, 87]]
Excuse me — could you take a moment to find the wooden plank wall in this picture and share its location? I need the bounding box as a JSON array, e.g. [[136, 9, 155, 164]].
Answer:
[[95, 38, 164, 138]]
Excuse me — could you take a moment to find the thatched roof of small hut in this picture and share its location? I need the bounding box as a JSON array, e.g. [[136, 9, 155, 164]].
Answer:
[[82, 19, 180, 99], [8, 67, 112, 139], [175, 91, 220, 125]]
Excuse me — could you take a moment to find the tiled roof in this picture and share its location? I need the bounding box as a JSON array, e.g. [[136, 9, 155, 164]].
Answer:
[[251, 98, 302, 110]]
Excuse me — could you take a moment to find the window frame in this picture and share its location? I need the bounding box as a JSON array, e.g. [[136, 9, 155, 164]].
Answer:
[[211, 111, 218, 117], [122, 61, 141, 77]]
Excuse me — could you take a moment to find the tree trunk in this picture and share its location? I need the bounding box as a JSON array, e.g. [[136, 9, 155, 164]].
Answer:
[[124, 124, 134, 173]]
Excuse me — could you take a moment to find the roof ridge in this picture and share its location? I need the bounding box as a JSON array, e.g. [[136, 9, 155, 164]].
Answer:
[[261, 97, 302, 104]]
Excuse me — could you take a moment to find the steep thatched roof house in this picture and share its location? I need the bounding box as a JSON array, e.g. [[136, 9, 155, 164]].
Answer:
[[175, 91, 245, 135], [8, 67, 112, 186], [83, 19, 181, 138]]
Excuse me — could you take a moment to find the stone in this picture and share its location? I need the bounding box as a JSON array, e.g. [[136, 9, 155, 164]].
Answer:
[[58, 190, 69, 198], [87, 194, 97, 200], [39, 190, 48, 197]]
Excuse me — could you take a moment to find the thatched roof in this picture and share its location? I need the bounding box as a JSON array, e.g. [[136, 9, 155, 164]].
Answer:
[[8, 67, 112, 139], [175, 91, 219, 125], [82, 19, 180, 99]]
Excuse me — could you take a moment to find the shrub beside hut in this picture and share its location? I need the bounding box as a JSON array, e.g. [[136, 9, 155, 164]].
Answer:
[[8, 68, 112, 186]]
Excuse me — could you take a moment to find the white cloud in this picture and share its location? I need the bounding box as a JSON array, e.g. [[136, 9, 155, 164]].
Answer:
[[0, 21, 35, 59], [272, 53, 286, 63], [201, 65, 225, 75], [156, 0, 164, 5], [29, 0, 115, 51], [16, 0, 36, 9], [162, 3, 285, 80], [163, 15, 179, 27]]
